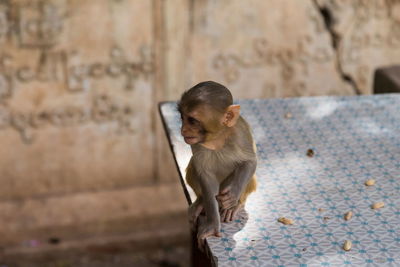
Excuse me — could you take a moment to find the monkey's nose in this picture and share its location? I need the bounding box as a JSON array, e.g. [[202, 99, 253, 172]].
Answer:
[[181, 127, 187, 136]]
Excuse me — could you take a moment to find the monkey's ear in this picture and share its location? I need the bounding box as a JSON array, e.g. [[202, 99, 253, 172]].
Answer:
[[224, 105, 241, 127]]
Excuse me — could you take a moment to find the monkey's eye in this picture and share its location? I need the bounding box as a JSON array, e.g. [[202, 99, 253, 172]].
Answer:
[[188, 117, 199, 125]]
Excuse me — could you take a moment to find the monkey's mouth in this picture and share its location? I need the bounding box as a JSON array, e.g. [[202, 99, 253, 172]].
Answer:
[[183, 136, 198, 144]]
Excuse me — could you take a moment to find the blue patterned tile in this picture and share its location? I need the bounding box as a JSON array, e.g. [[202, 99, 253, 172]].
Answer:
[[160, 94, 400, 266]]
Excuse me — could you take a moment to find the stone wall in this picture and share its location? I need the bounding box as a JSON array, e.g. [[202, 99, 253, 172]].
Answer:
[[0, 0, 399, 258]]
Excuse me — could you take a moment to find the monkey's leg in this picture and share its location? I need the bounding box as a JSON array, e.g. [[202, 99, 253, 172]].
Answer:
[[188, 196, 204, 230], [196, 173, 221, 251], [239, 175, 257, 204], [186, 158, 206, 229], [186, 158, 222, 250]]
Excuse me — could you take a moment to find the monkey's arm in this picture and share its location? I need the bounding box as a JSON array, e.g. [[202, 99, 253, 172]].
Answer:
[[197, 173, 222, 249], [217, 159, 257, 210]]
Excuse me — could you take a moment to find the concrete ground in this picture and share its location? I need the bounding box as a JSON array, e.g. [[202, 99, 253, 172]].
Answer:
[[1, 184, 191, 267], [1, 212, 191, 267], [1, 245, 190, 267]]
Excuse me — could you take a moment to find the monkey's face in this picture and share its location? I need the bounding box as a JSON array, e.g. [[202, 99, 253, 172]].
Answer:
[[180, 106, 223, 145], [180, 109, 206, 145]]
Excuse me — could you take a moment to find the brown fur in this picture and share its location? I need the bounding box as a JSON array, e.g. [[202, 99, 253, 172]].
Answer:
[[185, 116, 257, 205]]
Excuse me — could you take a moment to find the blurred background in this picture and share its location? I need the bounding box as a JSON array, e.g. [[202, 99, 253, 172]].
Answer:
[[0, 0, 399, 266]]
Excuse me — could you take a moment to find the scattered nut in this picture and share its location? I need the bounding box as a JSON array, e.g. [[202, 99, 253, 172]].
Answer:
[[284, 112, 293, 119], [344, 211, 353, 221], [302, 247, 307, 251], [278, 217, 294, 225], [365, 179, 376, 186], [371, 202, 385, 209], [343, 240, 352, 251], [318, 208, 325, 212], [323, 216, 330, 221], [306, 149, 314, 157]]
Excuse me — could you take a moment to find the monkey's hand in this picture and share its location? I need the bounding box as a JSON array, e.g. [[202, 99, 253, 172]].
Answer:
[[188, 198, 204, 230], [216, 185, 241, 210], [197, 216, 221, 251], [220, 203, 243, 222]]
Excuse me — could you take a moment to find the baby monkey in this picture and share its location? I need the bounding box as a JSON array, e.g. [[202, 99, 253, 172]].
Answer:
[[178, 81, 257, 249]]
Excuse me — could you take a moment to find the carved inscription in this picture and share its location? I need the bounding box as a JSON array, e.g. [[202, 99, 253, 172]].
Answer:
[[212, 0, 400, 96], [66, 46, 153, 92], [0, 0, 154, 144], [0, 0, 66, 48], [0, 46, 153, 100], [212, 37, 332, 85], [345, 30, 400, 64], [0, 95, 137, 144]]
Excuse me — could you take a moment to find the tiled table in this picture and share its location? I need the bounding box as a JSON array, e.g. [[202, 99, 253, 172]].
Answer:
[[159, 94, 400, 267]]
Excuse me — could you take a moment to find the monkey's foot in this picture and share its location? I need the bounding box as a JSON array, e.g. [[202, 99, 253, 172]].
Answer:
[[197, 216, 221, 251]]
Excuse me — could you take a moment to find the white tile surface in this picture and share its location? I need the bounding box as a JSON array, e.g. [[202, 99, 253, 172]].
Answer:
[[160, 94, 400, 266]]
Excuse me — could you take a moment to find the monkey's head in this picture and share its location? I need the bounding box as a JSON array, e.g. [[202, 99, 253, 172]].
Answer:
[[177, 81, 240, 147]]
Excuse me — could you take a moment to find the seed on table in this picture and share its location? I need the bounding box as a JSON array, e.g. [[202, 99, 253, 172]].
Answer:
[[343, 240, 352, 251], [284, 112, 293, 119], [344, 211, 353, 221], [306, 149, 314, 157], [278, 217, 294, 225], [318, 208, 325, 212], [371, 202, 384, 209], [365, 179, 376, 186]]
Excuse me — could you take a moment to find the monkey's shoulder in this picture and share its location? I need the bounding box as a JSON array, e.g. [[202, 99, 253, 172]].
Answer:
[[231, 116, 256, 153]]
